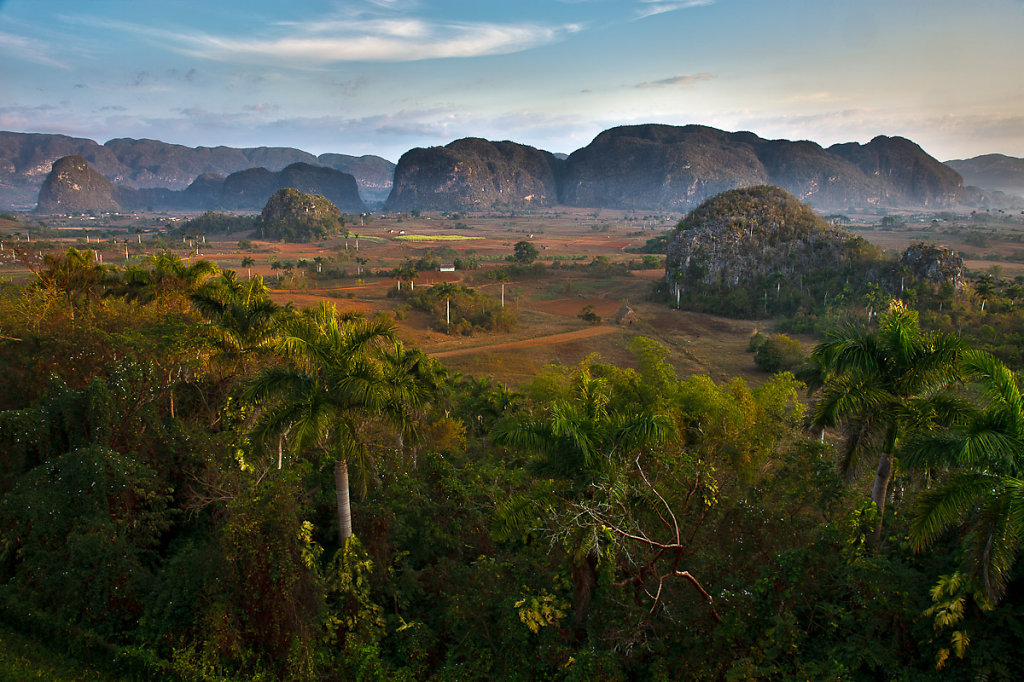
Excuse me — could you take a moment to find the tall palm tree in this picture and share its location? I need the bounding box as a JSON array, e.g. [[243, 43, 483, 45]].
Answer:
[[245, 303, 399, 541], [903, 350, 1024, 604], [809, 301, 963, 541], [241, 256, 255, 280]]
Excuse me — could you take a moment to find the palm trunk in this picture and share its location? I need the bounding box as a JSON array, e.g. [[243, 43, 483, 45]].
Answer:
[[335, 458, 352, 540], [571, 550, 599, 628], [871, 451, 893, 545]]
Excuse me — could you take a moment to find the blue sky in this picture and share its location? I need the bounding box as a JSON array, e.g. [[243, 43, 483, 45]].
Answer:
[[1, 0, 1023, 162]]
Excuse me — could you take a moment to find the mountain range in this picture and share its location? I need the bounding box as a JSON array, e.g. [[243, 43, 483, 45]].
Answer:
[[3, 126, 1022, 214], [0, 131, 391, 211], [387, 125, 985, 212]]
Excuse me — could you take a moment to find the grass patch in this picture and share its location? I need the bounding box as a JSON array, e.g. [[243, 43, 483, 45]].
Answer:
[[394, 234, 483, 242]]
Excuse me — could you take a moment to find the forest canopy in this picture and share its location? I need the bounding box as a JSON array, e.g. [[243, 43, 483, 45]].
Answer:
[[0, 249, 1022, 680]]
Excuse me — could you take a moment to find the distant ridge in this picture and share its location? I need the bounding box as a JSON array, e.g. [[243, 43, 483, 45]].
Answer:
[[945, 153, 1024, 197], [4, 126, 1017, 213], [0, 131, 393, 210], [388, 124, 979, 212], [35, 157, 365, 214]]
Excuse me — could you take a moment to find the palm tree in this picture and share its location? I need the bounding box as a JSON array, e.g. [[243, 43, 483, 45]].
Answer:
[[377, 341, 445, 465], [35, 247, 114, 312], [241, 256, 255, 280], [493, 365, 672, 624], [190, 271, 283, 374], [809, 301, 963, 542], [903, 350, 1024, 604], [120, 251, 218, 308], [245, 303, 400, 541]]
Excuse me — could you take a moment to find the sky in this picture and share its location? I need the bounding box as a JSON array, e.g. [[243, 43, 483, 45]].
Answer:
[[1, 0, 1023, 163]]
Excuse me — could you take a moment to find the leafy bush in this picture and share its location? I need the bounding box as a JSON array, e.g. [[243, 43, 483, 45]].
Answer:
[[749, 332, 804, 372]]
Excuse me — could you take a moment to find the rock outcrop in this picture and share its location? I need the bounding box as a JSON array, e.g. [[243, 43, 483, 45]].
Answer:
[[898, 242, 965, 291], [385, 138, 561, 211], [5, 125, 979, 212], [259, 188, 343, 242], [218, 162, 365, 212], [101, 138, 318, 190], [662, 185, 965, 318], [664, 185, 867, 293], [35, 155, 123, 213]]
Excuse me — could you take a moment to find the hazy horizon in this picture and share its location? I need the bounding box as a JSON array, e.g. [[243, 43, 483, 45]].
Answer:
[[2, 0, 1023, 163]]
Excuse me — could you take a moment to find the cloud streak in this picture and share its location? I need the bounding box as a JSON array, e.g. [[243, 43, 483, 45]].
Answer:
[[0, 31, 70, 69], [635, 0, 714, 20], [634, 72, 715, 88], [75, 15, 580, 65]]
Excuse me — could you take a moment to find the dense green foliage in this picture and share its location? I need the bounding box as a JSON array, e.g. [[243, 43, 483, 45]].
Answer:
[[259, 188, 344, 242], [1, 249, 1023, 679], [180, 211, 258, 236], [665, 186, 889, 320]]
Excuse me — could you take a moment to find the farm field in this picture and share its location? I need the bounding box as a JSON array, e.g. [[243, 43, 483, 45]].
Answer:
[[4, 205, 1022, 386]]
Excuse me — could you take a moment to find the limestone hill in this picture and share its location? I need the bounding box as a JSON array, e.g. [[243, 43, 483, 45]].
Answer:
[[385, 138, 561, 212], [35, 155, 123, 214], [259, 188, 343, 242], [33, 156, 365, 214]]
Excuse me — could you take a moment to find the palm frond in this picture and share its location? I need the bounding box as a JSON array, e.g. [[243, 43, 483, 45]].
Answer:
[[909, 472, 995, 551]]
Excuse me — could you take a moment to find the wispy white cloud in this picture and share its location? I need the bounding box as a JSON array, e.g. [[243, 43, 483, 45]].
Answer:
[[194, 20, 581, 64], [0, 31, 70, 69], [635, 0, 714, 20], [70, 15, 580, 66], [634, 72, 715, 88]]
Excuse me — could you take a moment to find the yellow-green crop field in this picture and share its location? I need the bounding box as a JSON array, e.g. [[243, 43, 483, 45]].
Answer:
[[393, 234, 483, 241]]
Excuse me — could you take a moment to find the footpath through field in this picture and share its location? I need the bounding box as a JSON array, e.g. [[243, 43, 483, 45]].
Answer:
[[428, 326, 617, 358]]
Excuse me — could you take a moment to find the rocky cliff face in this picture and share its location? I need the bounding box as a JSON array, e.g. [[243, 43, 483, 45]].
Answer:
[[35, 155, 123, 213], [102, 138, 317, 190], [899, 242, 965, 291], [561, 125, 766, 210], [827, 136, 964, 207], [0, 133, 122, 209], [382, 125, 967, 213], [385, 138, 561, 211]]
